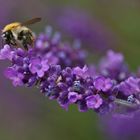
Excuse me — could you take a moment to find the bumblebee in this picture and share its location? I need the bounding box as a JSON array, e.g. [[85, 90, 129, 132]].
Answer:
[[1, 17, 41, 50]]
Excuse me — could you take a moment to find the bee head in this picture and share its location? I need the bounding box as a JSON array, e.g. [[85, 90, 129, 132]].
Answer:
[[1, 30, 14, 46], [1, 30, 11, 39], [1, 22, 20, 41]]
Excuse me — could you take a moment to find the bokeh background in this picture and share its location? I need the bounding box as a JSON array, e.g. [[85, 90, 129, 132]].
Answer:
[[0, 0, 140, 140]]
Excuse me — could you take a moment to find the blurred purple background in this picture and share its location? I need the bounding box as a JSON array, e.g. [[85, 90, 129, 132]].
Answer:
[[1, 0, 140, 140]]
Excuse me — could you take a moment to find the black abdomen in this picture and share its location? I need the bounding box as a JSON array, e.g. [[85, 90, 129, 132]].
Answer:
[[18, 30, 33, 50]]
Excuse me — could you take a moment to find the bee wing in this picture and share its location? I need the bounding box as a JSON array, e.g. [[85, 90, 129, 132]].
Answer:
[[20, 17, 41, 26]]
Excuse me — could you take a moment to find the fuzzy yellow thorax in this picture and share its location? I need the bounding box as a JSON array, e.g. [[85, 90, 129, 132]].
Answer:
[[2, 22, 21, 32]]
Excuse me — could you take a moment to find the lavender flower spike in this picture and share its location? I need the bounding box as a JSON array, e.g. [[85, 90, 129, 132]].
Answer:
[[0, 44, 117, 113], [1, 27, 140, 115]]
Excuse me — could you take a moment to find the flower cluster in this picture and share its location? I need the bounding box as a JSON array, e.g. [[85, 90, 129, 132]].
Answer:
[[35, 26, 86, 68], [0, 44, 114, 113], [1, 27, 140, 115]]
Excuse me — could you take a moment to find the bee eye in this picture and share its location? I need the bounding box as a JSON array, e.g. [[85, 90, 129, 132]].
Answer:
[[1, 32, 9, 39], [2, 31, 9, 36], [2, 33, 6, 38]]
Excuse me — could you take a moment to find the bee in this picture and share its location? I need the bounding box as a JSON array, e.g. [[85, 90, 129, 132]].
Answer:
[[1, 17, 41, 50]]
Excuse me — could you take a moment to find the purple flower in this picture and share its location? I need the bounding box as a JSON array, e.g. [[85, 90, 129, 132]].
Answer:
[[44, 52, 59, 65], [68, 92, 81, 103], [29, 57, 49, 78], [38, 65, 112, 112], [35, 27, 86, 68], [86, 94, 103, 109], [29, 53, 58, 78], [1, 43, 140, 115], [72, 65, 89, 78], [58, 91, 69, 110], [4, 67, 24, 86], [0, 45, 14, 60], [100, 50, 124, 69], [99, 50, 129, 81], [94, 76, 113, 92], [117, 77, 140, 96]]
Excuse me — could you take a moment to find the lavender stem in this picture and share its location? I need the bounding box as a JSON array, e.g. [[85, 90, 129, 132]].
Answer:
[[115, 98, 139, 108]]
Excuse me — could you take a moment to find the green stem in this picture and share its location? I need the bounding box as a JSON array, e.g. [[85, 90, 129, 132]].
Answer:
[[115, 98, 140, 108]]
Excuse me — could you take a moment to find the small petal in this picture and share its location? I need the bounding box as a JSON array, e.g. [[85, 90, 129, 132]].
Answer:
[[86, 94, 103, 109], [94, 77, 113, 92], [0, 45, 12, 60], [68, 92, 79, 103], [73, 65, 89, 78]]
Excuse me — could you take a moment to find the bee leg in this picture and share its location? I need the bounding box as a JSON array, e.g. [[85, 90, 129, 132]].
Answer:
[[23, 44, 29, 50], [15, 40, 23, 48]]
